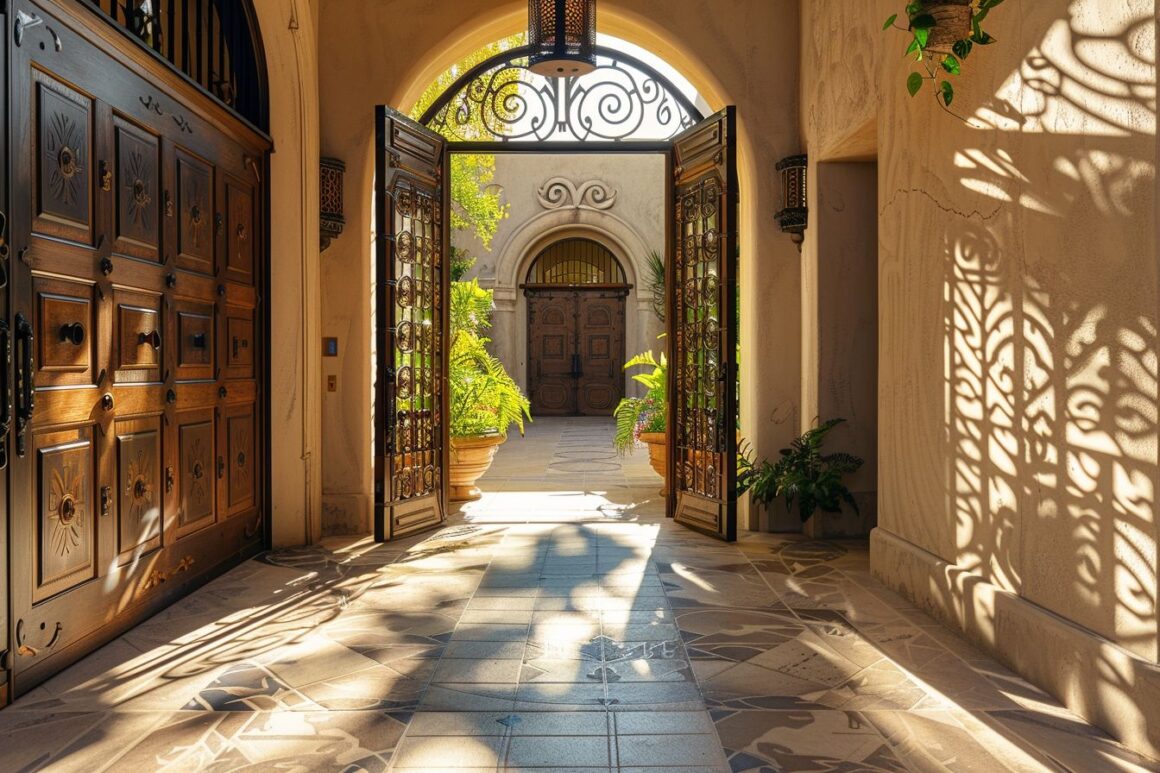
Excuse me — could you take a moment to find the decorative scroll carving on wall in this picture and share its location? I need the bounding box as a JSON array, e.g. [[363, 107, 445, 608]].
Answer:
[[537, 178, 618, 211]]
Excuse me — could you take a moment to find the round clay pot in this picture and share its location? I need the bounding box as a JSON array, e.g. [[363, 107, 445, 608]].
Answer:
[[449, 433, 506, 502], [639, 431, 668, 497], [918, 0, 972, 55]]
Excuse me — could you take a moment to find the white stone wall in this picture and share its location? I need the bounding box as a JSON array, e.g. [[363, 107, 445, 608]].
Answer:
[[453, 153, 667, 399]]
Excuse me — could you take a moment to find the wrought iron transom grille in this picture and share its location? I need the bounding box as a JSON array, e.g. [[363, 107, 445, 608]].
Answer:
[[527, 238, 626, 285], [419, 45, 704, 143], [80, 0, 266, 129]]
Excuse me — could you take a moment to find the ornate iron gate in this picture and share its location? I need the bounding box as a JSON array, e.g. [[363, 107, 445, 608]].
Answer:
[[373, 107, 450, 541], [668, 108, 739, 541]]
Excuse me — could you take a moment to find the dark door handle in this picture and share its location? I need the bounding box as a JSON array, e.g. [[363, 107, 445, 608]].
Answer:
[[0, 320, 10, 470], [138, 330, 162, 350], [570, 353, 583, 379], [59, 322, 85, 346], [191, 332, 207, 349], [15, 313, 34, 458]]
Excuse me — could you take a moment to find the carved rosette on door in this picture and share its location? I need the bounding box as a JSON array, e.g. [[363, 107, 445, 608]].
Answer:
[[4, 0, 269, 697]]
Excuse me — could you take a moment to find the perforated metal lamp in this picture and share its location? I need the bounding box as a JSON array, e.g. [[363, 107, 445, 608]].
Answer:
[[775, 154, 808, 250], [528, 0, 597, 77]]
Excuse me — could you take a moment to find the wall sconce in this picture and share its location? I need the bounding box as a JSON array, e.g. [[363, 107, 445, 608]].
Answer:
[[320, 157, 345, 251], [775, 154, 808, 250]]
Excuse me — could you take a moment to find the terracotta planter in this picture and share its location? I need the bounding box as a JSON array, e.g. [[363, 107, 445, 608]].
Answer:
[[639, 432, 668, 497], [918, 0, 971, 55], [449, 434, 505, 502]]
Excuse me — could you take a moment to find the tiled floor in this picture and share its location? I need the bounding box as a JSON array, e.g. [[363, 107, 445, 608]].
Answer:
[[1, 418, 1157, 771]]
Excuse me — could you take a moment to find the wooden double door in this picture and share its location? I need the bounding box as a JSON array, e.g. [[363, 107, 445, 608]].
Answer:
[[527, 288, 626, 416], [2, 0, 267, 694]]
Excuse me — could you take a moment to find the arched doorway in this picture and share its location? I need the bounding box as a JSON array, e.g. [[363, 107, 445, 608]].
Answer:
[[524, 238, 630, 416], [375, 38, 740, 542]]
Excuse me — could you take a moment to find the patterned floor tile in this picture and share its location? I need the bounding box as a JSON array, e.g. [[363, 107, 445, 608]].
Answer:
[[0, 419, 1154, 772]]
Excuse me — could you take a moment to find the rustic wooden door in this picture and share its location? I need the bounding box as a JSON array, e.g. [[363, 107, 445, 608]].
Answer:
[[667, 107, 739, 541], [575, 291, 626, 416], [374, 107, 450, 542], [527, 289, 626, 417], [6, 0, 268, 693], [0, 0, 9, 705], [527, 290, 577, 416]]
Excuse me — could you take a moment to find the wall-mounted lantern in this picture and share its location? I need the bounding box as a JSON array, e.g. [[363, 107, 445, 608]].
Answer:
[[528, 0, 597, 78], [775, 154, 808, 251], [320, 157, 345, 251]]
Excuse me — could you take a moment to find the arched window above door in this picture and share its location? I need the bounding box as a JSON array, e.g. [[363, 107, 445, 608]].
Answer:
[[419, 43, 706, 144], [526, 238, 628, 286], [78, 0, 267, 129]]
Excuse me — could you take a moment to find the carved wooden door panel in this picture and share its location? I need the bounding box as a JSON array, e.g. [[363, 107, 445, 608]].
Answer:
[[528, 289, 626, 417], [0, 0, 9, 704], [9, 11, 114, 683], [668, 107, 739, 541], [576, 291, 626, 416], [374, 107, 449, 542], [527, 290, 577, 416], [5, 0, 268, 693]]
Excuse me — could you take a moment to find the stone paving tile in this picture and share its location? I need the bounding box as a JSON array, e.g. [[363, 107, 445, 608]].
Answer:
[[1, 418, 1157, 772]]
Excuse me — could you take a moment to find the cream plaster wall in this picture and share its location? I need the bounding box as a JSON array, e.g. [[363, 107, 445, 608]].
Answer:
[[453, 153, 666, 400], [254, 0, 324, 547], [802, 0, 1159, 756], [317, 0, 803, 535], [804, 161, 879, 538]]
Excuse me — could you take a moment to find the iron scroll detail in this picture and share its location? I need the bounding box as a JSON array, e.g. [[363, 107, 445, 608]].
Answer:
[[419, 45, 704, 143]]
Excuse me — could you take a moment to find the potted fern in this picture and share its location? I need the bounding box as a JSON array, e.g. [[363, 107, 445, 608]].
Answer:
[[448, 279, 531, 501], [613, 349, 668, 495], [739, 418, 864, 528]]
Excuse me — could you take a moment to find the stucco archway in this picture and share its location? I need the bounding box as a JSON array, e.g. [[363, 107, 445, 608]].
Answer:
[[485, 209, 662, 398], [252, 0, 323, 546], [318, 1, 803, 534]]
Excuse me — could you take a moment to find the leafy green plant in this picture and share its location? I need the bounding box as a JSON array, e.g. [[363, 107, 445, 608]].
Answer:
[[449, 279, 531, 438], [613, 349, 667, 454], [645, 249, 666, 322], [884, 0, 1004, 114], [411, 38, 522, 279], [739, 419, 864, 523]]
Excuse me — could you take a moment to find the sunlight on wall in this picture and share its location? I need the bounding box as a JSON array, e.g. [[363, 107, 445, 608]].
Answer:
[[974, 4, 1155, 136], [943, 221, 1157, 655]]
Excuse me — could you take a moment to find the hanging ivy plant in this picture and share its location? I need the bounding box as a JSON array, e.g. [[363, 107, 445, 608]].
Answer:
[[884, 0, 1004, 113]]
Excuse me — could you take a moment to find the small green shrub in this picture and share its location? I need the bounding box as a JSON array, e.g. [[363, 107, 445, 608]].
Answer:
[[739, 418, 864, 523]]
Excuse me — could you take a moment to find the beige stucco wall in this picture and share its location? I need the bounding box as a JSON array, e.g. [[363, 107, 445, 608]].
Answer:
[[802, 0, 1159, 756], [317, 0, 803, 535], [453, 153, 666, 399], [805, 161, 879, 538], [254, 0, 324, 547]]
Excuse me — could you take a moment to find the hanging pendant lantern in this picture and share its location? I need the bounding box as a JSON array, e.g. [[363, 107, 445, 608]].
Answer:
[[528, 0, 597, 78]]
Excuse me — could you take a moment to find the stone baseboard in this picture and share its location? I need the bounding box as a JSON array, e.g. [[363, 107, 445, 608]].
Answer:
[[871, 527, 1160, 760]]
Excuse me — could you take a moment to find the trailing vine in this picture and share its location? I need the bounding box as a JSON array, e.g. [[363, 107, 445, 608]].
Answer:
[[884, 0, 1005, 118]]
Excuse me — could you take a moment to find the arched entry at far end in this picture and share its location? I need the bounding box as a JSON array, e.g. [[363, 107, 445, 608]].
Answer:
[[523, 238, 631, 417]]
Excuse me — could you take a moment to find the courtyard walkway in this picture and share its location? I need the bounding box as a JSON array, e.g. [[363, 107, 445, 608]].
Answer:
[[0, 418, 1156, 771]]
